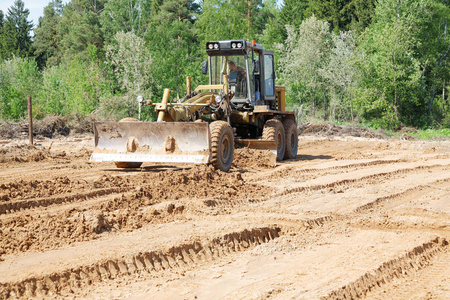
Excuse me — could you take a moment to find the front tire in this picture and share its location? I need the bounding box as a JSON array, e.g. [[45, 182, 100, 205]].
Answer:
[[263, 119, 285, 161], [210, 121, 234, 172], [115, 162, 142, 168], [283, 119, 298, 159]]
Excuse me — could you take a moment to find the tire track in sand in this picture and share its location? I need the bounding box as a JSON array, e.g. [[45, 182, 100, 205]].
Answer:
[[324, 237, 448, 300], [362, 247, 450, 299], [0, 227, 280, 299]]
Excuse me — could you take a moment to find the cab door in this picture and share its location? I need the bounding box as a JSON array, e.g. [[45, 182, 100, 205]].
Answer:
[[261, 51, 276, 101]]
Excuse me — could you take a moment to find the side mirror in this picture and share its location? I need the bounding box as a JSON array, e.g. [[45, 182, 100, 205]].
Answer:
[[202, 60, 208, 75], [253, 60, 260, 73]]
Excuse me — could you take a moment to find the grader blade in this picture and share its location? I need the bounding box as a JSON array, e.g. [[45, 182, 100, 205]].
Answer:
[[235, 139, 277, 166], [235, 139, 277, 154], [90, 122, 211, 164]]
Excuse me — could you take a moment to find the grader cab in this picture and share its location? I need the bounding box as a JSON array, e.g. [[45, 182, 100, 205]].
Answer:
[[90, 40, 298, 172]]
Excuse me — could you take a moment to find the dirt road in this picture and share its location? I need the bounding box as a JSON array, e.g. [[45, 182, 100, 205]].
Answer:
[[0, 134, 449, 299]]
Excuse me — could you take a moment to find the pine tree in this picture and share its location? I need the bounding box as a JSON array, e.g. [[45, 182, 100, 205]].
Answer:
[[152, 0, 164, 15], [256, 0, 284, 48], [304, 0, 350, 33], [342, 0, 375, 33], [0, 0, 34, 60], [0, 10, 4, 29], [0, 10, 3, 60], [154, 0, 200, 23], [279, 0, 375, 34], [146, 0, 200, 99], [0, 19, 18, 60], [279, 0, 309, 29], [34, 0, 63, 68], [58, 0, 105, 62]]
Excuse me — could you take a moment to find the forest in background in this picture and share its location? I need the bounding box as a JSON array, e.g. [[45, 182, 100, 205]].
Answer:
[[0, 0, 449, 130]]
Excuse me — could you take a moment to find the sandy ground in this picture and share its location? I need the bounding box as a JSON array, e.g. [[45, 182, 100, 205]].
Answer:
[[0, 133, 449, 299]]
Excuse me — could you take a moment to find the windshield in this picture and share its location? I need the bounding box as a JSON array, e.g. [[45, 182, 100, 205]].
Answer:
[[209, 55, 248, 99]]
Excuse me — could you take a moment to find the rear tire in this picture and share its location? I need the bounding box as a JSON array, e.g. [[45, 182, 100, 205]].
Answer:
[[210, 121, 234, 172], [262, 119, 285, 161], [115, 162, 142, 168], [283, 119, 298, 159], [116, 118, 142, 168]]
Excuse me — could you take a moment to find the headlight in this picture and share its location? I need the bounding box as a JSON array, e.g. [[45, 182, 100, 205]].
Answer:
[[237, 42, 242, 48], [206, 42, 220, 50], [231, 42, 236, 49], [215, 96, 221, 103]]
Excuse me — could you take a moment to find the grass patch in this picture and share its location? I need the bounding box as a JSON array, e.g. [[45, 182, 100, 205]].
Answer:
[[411, 128, 450, 140]]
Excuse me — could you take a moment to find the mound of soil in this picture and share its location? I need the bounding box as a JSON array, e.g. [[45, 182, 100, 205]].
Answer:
[[67, 114, 96, 134], [34, 116, 70, 138], [94, 164, 271, 203], [0, 122, 23, 139], [0, 164, 273, 259], [0, 141, 72, 164], [0, 144, 51, 163], [138, 164, 270, 201], [0, 116, 71, 140], [301, 123, 387, 139], [232, 148, 277, 169]]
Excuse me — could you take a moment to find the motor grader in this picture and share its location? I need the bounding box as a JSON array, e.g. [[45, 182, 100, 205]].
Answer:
[[90, 40, 298, 172]]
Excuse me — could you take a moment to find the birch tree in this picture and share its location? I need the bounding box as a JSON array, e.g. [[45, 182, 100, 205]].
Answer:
[[320, 31, 358, 122], [278, 15, 331, 115], [101, 0, 152, 42], [104, 31, 153, 118]]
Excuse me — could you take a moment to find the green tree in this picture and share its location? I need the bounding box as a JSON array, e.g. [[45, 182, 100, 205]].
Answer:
[[278, 15, 331, 115], [279, 0, 308, 30], [64, 56, 105, 114], [356, 5, 420, 128], [58, 0, 105, 63], [0, 57, 41, 120], [242, 0, 278, 38], [147, 0, 201, 100], [356, 0, 450, 128], [0, 18, 17, 60], [0, 10, 4, 29], [196, 0, 248, 44], [253, 0, 281, 43], [152, 0, 164, 15], [37, 65, 66, 116], [0, 0, 34, 60], [197, 0, 272, 44], [259, 15, 284, 50], [101, 0, 152, 42], [34, 0, 64, 68], [304, 0, 352, 33], [36, 52, 107, 117], [279, 0, 375, 34], [413, 0, 450, 125], [341, 0, 375, 34], [103, 31, 153, 118], [320, 31, 358, 121], [155, 0, 200, 23]]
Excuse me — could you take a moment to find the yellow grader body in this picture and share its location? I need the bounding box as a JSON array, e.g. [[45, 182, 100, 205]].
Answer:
[[90, 40, 297, 171]]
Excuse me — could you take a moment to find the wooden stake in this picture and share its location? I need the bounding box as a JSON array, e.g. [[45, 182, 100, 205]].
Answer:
[[27, 96, 33, 145]]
